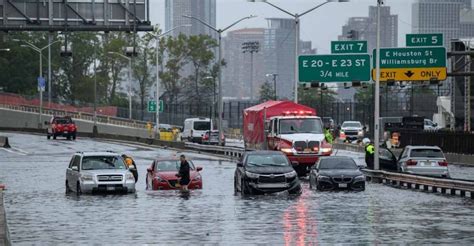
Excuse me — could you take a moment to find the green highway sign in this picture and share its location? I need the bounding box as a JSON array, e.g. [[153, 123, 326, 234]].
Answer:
[[299, 54, 371, 82], [148, 100, 164, 113], [331, 40, 368, 54], [406, 33, 443, 47], [374, 47, 446, 69]]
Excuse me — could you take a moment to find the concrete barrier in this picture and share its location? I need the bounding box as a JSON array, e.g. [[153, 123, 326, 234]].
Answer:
[[0, 190, 11, 246], [0, 136, 10, 148]]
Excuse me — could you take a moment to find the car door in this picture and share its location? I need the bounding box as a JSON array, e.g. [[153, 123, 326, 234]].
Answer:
[[147, 161, 156, 188], [398, 148, 409, 171], [379, 148, 397, 171], [66, 156, 75, 188], [70, 155, 81, 191]]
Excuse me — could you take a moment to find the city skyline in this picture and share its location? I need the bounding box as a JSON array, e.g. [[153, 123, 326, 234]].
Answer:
[[151, 0, 425, 53]]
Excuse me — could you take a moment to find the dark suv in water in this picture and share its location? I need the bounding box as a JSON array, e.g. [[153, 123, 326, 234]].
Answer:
[[234, 151, 301, 195], [309, 156, 365, 191]]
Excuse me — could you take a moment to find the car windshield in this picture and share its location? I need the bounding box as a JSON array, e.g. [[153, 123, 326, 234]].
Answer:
[[342, 122, 361, 128], [319, 158, 358, 170], [279, 119, 323, 134], [81, 156, 126, 170], [156, 160, 195, 171], [246, 154, 289, 167], [55, 118, 72, 124], [410, 149, 444, 158], [194, 121, 211, 131]]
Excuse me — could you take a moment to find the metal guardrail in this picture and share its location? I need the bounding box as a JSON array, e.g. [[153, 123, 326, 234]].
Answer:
[[184, 142, 244, 158], [363, 169, 474, 198], [0, 103, 149, 129]]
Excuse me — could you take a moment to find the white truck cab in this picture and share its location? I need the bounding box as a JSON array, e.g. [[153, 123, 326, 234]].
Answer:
[[182, 118, 212, 143]]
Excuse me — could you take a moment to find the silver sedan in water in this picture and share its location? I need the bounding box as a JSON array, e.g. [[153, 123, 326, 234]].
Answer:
[[65, 152, 136, 194], [397, 145, 450, 178]]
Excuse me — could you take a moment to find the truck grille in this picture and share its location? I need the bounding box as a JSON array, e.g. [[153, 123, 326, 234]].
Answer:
[[259, 175, 286, 183], [293, 141, 320, 152], [97, 175, 123, 182], [344, 131, 358, 136]]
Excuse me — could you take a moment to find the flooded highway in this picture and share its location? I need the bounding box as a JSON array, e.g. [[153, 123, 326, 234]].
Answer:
[[1, 132, 474, 244]]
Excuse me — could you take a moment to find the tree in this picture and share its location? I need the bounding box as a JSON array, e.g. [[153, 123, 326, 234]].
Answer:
[[132, 33, 155, 120], [259, 81, 274, 102]]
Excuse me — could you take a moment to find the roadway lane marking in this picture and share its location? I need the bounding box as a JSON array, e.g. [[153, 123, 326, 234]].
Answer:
[[0, 147, 28, 156]]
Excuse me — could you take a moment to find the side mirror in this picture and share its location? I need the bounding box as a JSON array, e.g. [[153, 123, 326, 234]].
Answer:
[[146, 167, 153, 172], [363, 126, 367, 131], [237, 162, 244, 167], [291, 161, 299, 167], [71, 166, 78, 171], [196, 166, 203, 172], [434, 123, 438, 127]]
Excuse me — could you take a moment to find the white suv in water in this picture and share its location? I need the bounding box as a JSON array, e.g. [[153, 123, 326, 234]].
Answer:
[[65, 151, 136, 194]]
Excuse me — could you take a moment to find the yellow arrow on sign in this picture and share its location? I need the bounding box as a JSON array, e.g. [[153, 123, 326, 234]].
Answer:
[[372, 67, 447, 82]]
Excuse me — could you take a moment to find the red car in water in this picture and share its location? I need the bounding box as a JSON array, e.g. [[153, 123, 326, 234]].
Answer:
[[146, 158, 203, 190]]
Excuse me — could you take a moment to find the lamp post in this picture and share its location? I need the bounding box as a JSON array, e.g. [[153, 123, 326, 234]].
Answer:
[[266, 73, 278, 100], [14, 39, 61, 128], [373, 0, 383, 171], [183, 14, 256, 146], [107, 51, 132, 119], [242, 41, 260, 100], [154, 24, 191, 138], [248, 0, 348, 103]]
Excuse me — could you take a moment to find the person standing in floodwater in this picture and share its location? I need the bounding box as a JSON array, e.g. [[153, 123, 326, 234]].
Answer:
[[176, 154, 190, 192]]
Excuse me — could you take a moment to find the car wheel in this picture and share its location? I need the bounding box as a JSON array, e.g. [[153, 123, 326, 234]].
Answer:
[[76, 182, 82, 196], [241, 179, 251, 195], [288, 184, 302, 195], [72, 134, 76, 140], [47, 134, 51, 140], [67, 136, 71, 140], [65, 180, 71, 193], [53, 134, 57, 140], [316, 183, 323, 191]]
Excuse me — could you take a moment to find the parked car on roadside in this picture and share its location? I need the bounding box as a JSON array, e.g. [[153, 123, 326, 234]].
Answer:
[[146, 158, 203, 190], [65, 151, 136, 194], [340, 121, 364, 142], [46, 116, 77, 140], [202, 130, 226, 146], [234, 151, 301, 195], [309, 156, 366, 191], [397, 145, 450, 178]]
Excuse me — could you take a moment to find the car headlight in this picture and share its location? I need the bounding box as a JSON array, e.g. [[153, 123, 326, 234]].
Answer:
[[126, 173, 135, 181], [284, 171, 297, 178], [155, 175, 164, 182], [318, 175, 330, 181], [354, 175, 365, 181], [358, 130, 364, 136], [193, 175, 201, 181], [245, 171, 259, 179], [80, 174, 94, 181], [280, 148, 294, 154], [321, 147, 332, 153]]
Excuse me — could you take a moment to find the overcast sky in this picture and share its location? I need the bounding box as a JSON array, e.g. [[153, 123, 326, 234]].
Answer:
[[149, 0, 418, 54]]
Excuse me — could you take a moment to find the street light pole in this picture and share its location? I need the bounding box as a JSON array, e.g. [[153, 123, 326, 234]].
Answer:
[[154, 24, 191, 139], [183, 14, 256, 146], [248, 0, 348, 102], [374, 0, 382, 171], [14, 39, 60, 128], [107, 52, 133, 119]]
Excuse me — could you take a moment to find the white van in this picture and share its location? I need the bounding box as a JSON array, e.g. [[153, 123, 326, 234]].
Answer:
[[182, 118, 212, 143]]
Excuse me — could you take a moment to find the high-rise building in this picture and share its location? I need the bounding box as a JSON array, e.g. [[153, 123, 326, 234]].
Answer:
[[263, 18, 296, 100], [337, 6, 398, 102], [222, 28, 265, 100], [165, 0, 216, 38], [412, 0, 472, 49], [338, 6, 398, 53]]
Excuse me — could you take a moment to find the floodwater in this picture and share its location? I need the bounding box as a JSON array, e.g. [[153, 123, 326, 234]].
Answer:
[[1, 132, 474, 244]]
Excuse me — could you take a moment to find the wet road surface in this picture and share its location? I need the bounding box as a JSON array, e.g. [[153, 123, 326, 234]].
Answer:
[[1, 132, 474, 244]]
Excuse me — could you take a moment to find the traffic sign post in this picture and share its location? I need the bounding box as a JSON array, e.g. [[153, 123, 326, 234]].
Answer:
[[372, 47, 447, 81], [406, 33, 443, 47], [331, 41, 368, 54], [37, 77, 46, 92], [299, 54, 371, 82], [148, 100, 163, 113]]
